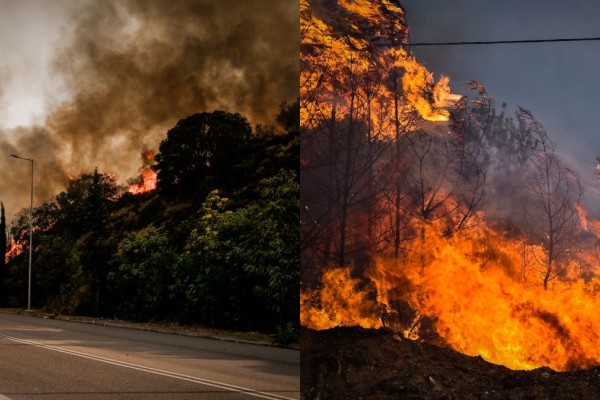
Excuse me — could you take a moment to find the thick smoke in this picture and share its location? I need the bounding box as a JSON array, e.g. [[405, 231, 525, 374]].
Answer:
[[1, 0, 298, 219]]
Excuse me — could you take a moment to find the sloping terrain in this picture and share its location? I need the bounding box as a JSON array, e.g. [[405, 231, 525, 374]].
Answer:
[[302, 327, 600, 400]]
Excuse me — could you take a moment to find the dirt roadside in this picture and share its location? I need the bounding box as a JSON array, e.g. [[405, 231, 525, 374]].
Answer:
[[302, 327, 600, 400]]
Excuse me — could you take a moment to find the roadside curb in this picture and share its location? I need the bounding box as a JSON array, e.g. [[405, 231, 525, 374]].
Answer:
[[0, 309, 300, 350]]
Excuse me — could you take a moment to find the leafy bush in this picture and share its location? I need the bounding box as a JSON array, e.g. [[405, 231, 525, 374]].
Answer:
[[276, 323, 299, 345]]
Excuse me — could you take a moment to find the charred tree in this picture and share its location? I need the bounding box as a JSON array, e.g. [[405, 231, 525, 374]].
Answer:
[[518, 108, 583, 289], [300, 7, 393, 275], [401, 83, 493, 236]]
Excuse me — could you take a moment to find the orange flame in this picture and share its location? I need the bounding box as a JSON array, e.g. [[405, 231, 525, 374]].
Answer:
[[302, 217, 600, 371], [576, 203, 600, 239], [301, 267, 383, 330], [300, 0, 600, 375], [128, 150, 157, 195], [433, 75, 463, 108], [300, 0, 460, 137], [391, 49, 461, 122], [6, 237, 23, 263]]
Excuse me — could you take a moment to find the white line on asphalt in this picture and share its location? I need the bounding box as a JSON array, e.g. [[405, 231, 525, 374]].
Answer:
[[0, 394, 12, 400], [0, 333, 296, 400]]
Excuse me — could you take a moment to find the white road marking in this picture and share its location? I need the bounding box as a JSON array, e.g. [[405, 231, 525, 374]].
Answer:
[[0, 395, 12, 400], [0, 333, 296, 400]]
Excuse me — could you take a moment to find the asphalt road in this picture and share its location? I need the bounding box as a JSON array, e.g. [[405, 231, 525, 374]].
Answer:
[[0, 313, 299, 399]]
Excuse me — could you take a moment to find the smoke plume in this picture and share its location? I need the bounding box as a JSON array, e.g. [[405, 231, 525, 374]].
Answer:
[[1, 0, 298, 219]]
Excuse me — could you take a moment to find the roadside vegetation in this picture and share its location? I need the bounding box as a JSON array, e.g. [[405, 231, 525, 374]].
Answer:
[[0, 101, 299, 343]]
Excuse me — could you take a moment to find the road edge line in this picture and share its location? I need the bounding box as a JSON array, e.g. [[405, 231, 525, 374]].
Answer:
[[0, 333, 296, 400]]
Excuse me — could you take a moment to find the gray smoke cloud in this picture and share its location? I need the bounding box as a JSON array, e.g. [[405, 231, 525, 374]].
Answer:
[[0, 0, 298, 219]]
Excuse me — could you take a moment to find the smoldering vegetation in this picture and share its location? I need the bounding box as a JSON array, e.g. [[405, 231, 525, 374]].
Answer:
[[0, 0, 298, 218]]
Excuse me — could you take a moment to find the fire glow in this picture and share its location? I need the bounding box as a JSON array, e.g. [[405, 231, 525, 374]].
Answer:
[[6, 237, 23, 263], [128, 150, 157, 195], [300, 0, 600, 373], [301, 214, 600, 371], [300, 0, 461, 138]]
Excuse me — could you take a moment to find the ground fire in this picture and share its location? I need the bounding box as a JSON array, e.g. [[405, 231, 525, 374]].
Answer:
[[302, 214, 600, 371], [128, 150, 157, 195], [300, 0, 600, 376]]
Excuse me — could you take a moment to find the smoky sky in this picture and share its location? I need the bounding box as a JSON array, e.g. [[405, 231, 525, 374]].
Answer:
[[403, 0, 600, 215], [0, 0, 298, 220]]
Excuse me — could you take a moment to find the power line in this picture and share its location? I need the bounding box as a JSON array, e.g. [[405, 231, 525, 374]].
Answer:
[[409, 37, 600, 46]]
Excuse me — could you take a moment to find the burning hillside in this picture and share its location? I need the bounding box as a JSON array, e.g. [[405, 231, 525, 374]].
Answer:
[[0, 0, 298, 222], [300, 0, 600, 380]]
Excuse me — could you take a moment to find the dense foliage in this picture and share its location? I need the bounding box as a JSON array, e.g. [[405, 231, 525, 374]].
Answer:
[[1, 103, 299, 336], [153, 111, 253, 196]]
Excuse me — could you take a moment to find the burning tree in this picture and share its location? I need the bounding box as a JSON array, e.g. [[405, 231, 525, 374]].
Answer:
[[300, 0, 463, 280], [397, 84, 492, 241], [300, 1, 386, 270], [300, 0, 600, 374], [518, 108, 583, 289]]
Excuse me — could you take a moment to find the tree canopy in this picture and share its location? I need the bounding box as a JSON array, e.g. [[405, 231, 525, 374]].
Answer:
[[153, 110, 252, 195]]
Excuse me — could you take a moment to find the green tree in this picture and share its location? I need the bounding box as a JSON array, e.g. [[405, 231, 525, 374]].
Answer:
[[54, 169, 119, 237], [240, 169, 299, 327], [53, 169, 119, 315], [33, 235, 79, 312], [182, 192, 247, 328], [109, 226, 177, 321], [184, 169, 299, 331], [276, 100, 300, 133], [231, 102, 299, 203]]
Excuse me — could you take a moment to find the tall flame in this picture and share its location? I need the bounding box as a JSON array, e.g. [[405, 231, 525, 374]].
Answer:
[[300, 0, 461, 138], [128, 150, 157, 195], [302, 215, 600, 371], [301, 267, 383, 330], [433, 75, 464, 108], [300, 0, 600, 375]]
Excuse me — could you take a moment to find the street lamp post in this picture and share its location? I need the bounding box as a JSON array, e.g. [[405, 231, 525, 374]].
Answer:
[[11, 154, 33, 311]]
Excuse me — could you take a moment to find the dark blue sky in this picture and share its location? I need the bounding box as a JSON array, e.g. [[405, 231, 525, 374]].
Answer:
[[403, 0, 600, 212]]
